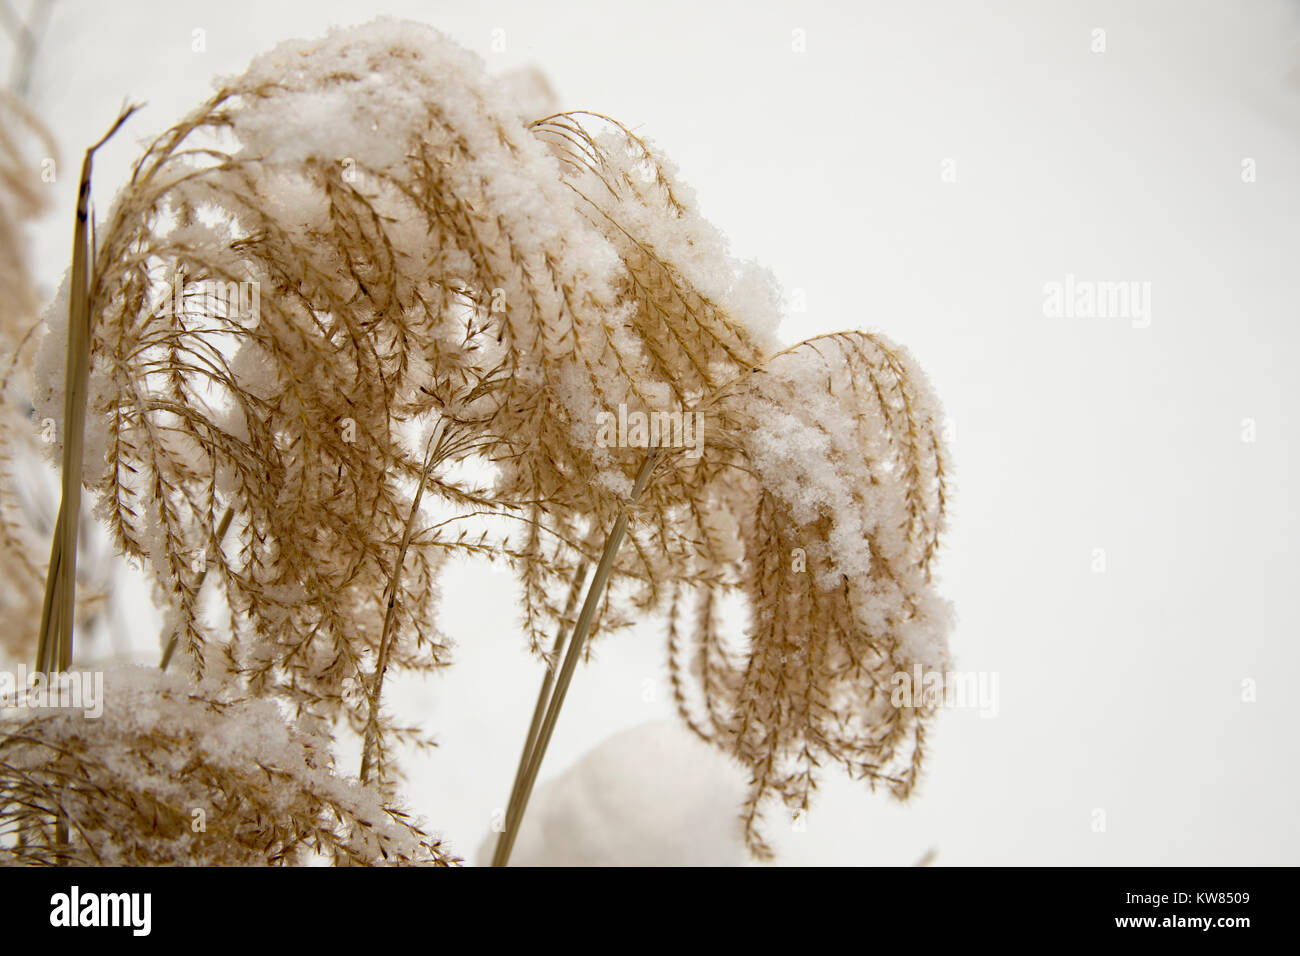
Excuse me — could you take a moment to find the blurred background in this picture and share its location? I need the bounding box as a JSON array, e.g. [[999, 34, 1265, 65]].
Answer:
[[3, 0, 1298, 865]]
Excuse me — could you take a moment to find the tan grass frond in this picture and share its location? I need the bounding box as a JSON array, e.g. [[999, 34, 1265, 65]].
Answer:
[[16, 20, 953, 862], [0, 666, 457, 865], [667, 331, 952, 855]]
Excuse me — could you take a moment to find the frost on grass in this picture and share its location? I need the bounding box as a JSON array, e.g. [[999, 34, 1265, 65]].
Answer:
[[0, 666, 455, 865], [14, 18, 953, 862]]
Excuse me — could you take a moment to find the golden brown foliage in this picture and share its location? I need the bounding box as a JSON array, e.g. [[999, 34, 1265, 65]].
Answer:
[[17, 20, 951, 860], [0, 667, 456, 865]]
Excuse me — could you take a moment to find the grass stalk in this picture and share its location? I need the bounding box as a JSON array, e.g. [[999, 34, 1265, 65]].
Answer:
[[34, 105, 138, 676], [493, 555, 590, 857], [360, 418, 448, 784], [31, 106, 137, 862], [491, 448, 663, 867]]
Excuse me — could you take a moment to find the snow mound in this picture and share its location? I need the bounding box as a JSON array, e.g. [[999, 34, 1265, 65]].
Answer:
[[479, 720, 749, 866]]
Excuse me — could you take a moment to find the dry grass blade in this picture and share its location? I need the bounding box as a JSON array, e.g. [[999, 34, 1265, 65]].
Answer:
[[34, 104, 139, 675]]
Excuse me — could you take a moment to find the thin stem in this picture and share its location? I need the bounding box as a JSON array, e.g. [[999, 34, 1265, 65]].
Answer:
[[492, 448, 663, 867], [360, 419, 447, 785], [491, 556, 590, 862]]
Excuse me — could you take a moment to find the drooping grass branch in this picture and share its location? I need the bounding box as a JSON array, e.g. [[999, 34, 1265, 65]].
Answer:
[[360, 417, 449, 785], [13, 21, 953, 865], [159, 504, 233, 671]]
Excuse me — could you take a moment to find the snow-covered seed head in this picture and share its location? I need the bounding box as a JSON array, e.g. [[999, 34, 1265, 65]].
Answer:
[[17, 20, 951, 860], [0, 666, 456, 865]]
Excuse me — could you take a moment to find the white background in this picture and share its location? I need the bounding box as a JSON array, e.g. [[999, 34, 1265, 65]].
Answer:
[[7, 0, 1299, 864]]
